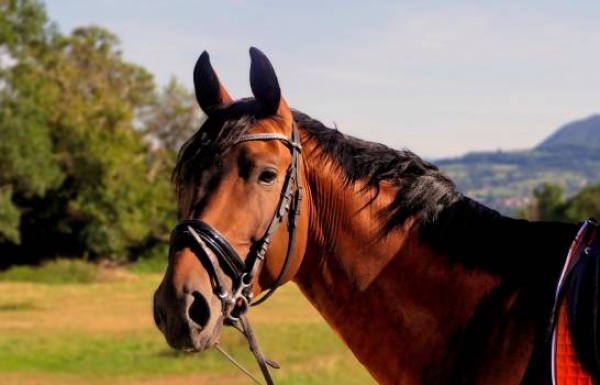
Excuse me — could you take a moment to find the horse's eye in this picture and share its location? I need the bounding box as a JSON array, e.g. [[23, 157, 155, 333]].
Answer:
[[258, 169, 277, 185]]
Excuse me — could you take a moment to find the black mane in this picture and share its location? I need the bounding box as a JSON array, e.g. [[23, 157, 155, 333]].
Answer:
[[292, 110, 461, 233]]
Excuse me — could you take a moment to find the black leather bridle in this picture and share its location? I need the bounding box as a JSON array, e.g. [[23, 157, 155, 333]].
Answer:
[[169, 122, 302, 385]]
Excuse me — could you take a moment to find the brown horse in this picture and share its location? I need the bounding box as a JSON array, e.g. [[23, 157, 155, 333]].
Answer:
[[153, 47, 598, 384]]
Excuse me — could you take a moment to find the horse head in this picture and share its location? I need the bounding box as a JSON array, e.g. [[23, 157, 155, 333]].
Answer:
[[153, 47, 309, 353]]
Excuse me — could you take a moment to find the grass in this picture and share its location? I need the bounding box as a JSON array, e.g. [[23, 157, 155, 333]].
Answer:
[[0, 300, 35, 311], [0, 259, 101, 284], [0, 261, 376, 385]]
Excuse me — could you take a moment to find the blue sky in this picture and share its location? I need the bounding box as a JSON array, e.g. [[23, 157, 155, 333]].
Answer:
[[46, 0, 600, 158]]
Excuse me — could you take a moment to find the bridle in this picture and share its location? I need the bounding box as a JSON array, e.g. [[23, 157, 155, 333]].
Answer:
[[168, 121, 302, 385]]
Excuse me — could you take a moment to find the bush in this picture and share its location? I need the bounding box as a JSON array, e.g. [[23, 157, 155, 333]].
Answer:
[[126, 243, 168, 274]]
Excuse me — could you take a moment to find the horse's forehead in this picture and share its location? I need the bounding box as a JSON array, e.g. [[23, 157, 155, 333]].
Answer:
[[210, 95, 292, 137], [248, 118, 285, 134]]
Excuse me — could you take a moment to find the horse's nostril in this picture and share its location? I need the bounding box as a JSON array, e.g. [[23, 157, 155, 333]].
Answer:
[[188, 291, 211, 328]]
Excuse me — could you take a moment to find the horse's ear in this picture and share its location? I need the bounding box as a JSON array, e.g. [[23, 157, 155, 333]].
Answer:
[[249, 47, 281, 115], [193, 51, 233, 115]]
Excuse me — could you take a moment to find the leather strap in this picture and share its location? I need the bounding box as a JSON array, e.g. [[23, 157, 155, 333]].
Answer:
[[169, 121, 303, 384]]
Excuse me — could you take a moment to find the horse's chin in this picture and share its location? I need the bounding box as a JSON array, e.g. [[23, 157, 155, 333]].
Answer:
[[164, 317, 223, 353]]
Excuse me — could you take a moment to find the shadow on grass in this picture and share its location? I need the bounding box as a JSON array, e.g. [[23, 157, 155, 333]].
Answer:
[[0, 300, 36, 311]]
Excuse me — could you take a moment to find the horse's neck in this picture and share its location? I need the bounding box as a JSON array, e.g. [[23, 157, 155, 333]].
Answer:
[[294, 165, 578, 384], [294, 170, 497, 383]]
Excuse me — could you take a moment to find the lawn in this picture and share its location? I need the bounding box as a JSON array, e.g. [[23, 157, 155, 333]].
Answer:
[[0, 262, 375, 385]]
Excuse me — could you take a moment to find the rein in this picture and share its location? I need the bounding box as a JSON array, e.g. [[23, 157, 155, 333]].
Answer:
[[169, 122, 302, 385]]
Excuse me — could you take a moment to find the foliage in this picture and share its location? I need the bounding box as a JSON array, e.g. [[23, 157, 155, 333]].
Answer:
[[0, 0, 63, 244], [563, 182, 600, 222], [143, 77, 203, 153], [37, 26, 160, 258], [126, 242, 169, 274], [518, 181, 600, 223], [0, 186, 20, 242], [0, 0, 50, 59], [0, 0, 192, 264], [533, 183, 565, 221]]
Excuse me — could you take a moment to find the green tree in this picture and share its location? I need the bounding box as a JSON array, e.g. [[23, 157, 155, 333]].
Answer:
[[144, 77, 202, 153], [0, 0, 63, 244], [518, 181, 600, 224], [1, 0, 177, 262], [143, 77, 202, 184], [563, 182, 600, 223], [533, 183, 565, 221], [0, 0, 50, 58], [517, 183, 565, 221], [40, 27, 159, 257]]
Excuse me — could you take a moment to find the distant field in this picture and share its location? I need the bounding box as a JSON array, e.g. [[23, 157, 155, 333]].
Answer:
[[0, 266, 375, 385]]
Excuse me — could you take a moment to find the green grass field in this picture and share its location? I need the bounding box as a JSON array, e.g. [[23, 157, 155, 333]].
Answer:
[[0, 261, 375, 385]]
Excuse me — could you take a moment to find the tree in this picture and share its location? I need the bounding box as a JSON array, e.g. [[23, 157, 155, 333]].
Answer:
[[533, 183, 565, 221], [0, 0, 63, 244], [143, 77, 202, 183], [1, 0, 178, 262], [517, 183, 565, 221], [518, 181, 600, 225], [563, 183, 600, 223], [0, 0, 49, 59], [144, 77, 202, 153]]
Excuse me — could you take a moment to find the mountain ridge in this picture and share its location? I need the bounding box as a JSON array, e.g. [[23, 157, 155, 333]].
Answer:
[[537, 114, 600, 149], [436, 114, 600, 215]]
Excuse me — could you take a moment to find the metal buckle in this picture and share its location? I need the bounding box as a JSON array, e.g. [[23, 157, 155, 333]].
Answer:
[[224, 273, 253, 323]]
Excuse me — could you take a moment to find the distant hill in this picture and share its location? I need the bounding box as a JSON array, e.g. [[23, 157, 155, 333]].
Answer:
[[436, 115, 600, 215], [537, 114, 600, 149]]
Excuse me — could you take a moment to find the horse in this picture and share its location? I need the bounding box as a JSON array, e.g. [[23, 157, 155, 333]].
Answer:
[[153, 47, 600, 385]]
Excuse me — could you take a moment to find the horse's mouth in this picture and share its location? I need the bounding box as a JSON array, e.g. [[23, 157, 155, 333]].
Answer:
[[165, 330, 219, 353], [182, 341, 218, 353], [172, 316, 223, 353], [191, 330, 220, 352]]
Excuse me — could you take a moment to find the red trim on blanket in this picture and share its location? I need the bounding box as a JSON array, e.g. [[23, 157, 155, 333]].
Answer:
[[555, 300, 593, 385]]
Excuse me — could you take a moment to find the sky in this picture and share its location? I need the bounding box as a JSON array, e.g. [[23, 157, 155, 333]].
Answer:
[[45, 0, 600, 158]]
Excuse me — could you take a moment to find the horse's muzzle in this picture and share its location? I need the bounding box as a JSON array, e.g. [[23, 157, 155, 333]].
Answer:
[[153, 282, 222, 352]]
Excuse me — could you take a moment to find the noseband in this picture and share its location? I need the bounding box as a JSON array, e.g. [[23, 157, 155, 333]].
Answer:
[[169, 122, 302, 385]]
